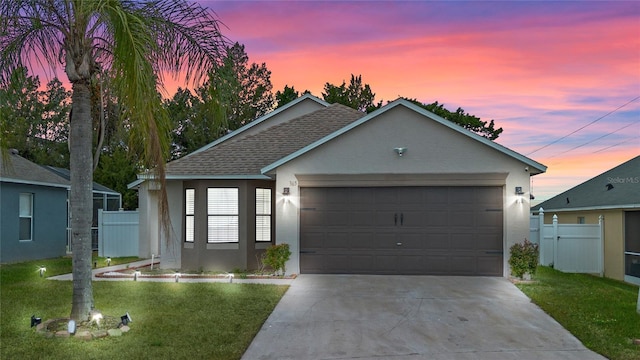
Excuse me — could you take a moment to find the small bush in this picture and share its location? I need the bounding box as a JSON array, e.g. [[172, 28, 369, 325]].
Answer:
[[264, 243, 291, 275], [509, 238, 539, 279]]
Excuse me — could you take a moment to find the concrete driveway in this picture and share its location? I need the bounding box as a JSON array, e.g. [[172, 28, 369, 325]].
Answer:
[[242, 275, 605, 360]]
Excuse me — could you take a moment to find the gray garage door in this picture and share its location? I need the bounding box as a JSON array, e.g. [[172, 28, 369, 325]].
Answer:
[[300, 186, 503, 275]]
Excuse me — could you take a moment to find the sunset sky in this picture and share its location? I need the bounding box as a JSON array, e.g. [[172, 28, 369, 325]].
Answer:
[[192, 0, 639, 204], [27, 1, 639, 204]]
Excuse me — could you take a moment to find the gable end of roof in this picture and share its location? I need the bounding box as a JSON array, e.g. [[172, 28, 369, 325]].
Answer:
[[262, 98, 547, 174]]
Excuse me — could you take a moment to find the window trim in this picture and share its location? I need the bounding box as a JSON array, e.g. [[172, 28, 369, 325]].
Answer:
[[19, 192, 33, 241], [207, 187, 239, 243], [255, 188, 272, 242]]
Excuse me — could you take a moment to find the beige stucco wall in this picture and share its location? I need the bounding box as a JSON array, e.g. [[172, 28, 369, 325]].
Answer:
[[138, 180, 184, 269], [544, 209, 625, 280], [273, 105, 537, 277]]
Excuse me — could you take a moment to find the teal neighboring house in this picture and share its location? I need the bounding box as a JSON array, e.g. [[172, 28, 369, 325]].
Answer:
[[0, 150, 121, 263]]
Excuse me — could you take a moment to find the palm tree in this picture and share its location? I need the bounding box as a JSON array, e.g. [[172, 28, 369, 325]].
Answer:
[[0, 0, 227, 321]]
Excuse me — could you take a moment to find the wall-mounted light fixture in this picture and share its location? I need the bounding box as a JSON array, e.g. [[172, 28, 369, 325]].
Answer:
[[282, 187, 290, 196], [515, 187, 524, 195], [394, 147, 407, 157]]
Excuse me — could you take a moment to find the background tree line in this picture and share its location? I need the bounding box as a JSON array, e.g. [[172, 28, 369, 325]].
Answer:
[[1, 45, 502, 210]]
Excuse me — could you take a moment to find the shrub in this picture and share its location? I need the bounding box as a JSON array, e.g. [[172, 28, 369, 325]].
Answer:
[[509, 238, 539, 279], [264, 243, 291, 275]]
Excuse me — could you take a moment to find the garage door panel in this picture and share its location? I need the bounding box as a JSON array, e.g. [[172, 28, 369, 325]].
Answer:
[[399, 210, 425, 227], [448, 256, 478, 274], [351, 211, 375, 226], [422, 256, 450, 274], [424, 233, 450, 250], [450, 233, 476, 249], [325, 211, 349, 226], [351, 255, 375, 272], [397, 233, 423, 250], [351, 233, 375, 248], [325, 232, 349, 249], [374, 233, 399, 249], [449, 212, 475, 227], [477, 210, 502, 224], [375, 210, 396, 227], [398, 255, 429, 273], [374, 255, 398, 273], [424, 211, 448, 226], [302, 232, 325, 248], [477, 256, 503, 275], [300, 186, 503, 276], [476, 233, 503, 249]]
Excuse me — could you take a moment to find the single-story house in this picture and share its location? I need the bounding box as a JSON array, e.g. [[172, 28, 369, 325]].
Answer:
[[534, 155, 640, 285], [0, 150, 121, 263], [1, 150, 69, 263], [132, 94, 546, 277]]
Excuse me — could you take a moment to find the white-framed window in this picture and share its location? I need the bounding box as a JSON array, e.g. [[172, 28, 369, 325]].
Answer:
[[185, 188, 195, 242], [207, 188, 239, 243], [256, 188, 272, 242], [19, 193, 33, 241]]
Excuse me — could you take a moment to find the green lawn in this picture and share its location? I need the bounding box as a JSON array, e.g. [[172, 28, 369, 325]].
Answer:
[[0, 257, 288, 360], [516, 266, 640, 360]]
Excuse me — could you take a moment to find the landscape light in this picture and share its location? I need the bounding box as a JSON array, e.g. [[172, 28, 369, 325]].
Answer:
[[91, 312, 103, 326], [68, 320, 76, 334], [134, 271, 141, 281], [38, 266, 46, 277], [30, 315, 42, 327], [106, 257, 112, 266], [175, 272, 181, 282], [120, 312, 132, 326]]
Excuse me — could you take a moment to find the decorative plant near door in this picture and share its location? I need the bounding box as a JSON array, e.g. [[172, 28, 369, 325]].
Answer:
[[509, 238, 539, 279], [264, 244, 291, 276]]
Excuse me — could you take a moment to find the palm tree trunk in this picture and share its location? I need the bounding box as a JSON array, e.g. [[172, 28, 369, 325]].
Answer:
[[69, 81, 94, 321]]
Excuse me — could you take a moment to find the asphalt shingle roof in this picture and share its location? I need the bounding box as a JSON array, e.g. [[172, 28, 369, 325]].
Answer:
[[535, 155, 640, 211], [0, 152, 69, 187], [166, 103, 366, 177]]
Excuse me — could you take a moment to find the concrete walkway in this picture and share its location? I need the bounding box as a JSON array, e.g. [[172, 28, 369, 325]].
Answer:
[[241, 275, 606, 360], [47, 259, 295, 285]]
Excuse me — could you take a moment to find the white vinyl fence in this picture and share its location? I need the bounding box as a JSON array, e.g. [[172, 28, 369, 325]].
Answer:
[[530, 208, 603, 276], [98, 210, 139, 257]]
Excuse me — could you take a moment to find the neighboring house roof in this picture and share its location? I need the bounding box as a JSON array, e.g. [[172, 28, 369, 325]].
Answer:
[[164, 103, 366, 179], [0, 151, 69, 188], [263, 98, 547, 175], [0, 151, 121, 196], [44, 166, 120, 195], [535, 155, 640, 212]]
